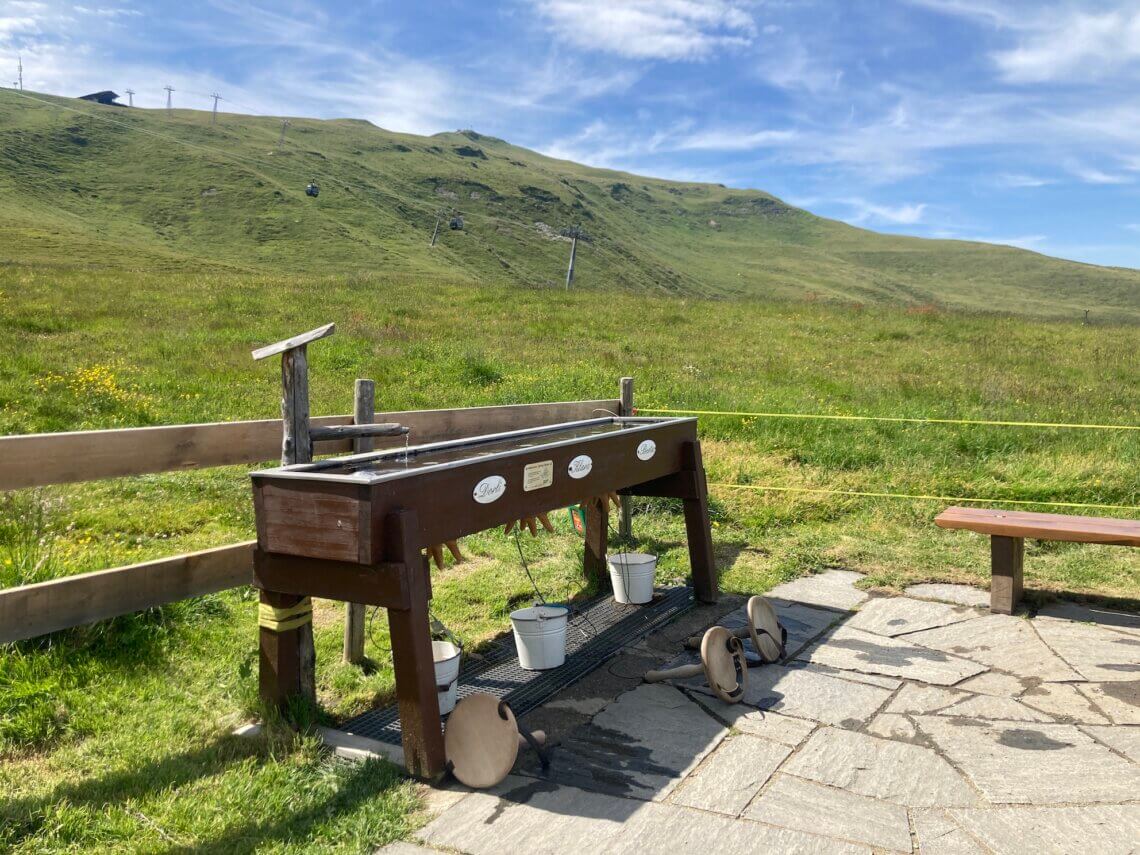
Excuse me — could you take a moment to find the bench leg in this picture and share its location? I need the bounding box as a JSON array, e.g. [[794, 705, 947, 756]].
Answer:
[[990, 535, 1024, 615]]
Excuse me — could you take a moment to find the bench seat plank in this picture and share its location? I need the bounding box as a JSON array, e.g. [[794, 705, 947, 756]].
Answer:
[[935, 506, 1140, 547]]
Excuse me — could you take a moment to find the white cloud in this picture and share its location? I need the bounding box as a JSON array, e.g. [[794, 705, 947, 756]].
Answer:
[[675, 127, 797, 151], [1124, 223, 1140, 233], [1066, 162, 1134, 185], [993, 8, 1140, 83], [997, 173, 1052, 188], [531, 0, 755, 61], [842, 198, 928, 225]]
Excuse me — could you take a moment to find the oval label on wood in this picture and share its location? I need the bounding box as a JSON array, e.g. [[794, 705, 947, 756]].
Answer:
[[568, 454, 593, 479], [636, 439, 657, 461], [473, 475, 507, 504]]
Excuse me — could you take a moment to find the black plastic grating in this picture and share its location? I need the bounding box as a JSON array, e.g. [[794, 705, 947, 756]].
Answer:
[[342, 586, 695, 745]]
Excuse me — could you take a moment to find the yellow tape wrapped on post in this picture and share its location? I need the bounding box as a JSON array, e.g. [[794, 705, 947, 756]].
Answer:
[[258, 597, 313, 632]]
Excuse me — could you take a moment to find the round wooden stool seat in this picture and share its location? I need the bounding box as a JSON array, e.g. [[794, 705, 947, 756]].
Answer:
[[444, 693, 519, 789]]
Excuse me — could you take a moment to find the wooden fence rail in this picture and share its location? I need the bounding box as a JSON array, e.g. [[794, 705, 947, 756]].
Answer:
[[0, 398, 620, 643]]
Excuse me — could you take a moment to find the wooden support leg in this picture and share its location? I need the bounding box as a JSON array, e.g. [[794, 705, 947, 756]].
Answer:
[[990, 535, 1024, 615], [584, 496, 609, 590], [681, 441, 718, 604], [383, 509, 445, 778], [258, 589, 316, 710]]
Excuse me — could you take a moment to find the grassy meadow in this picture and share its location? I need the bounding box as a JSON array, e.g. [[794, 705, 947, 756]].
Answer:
[[2, 262, 1140, 851], [2, 90, 1140, 854]]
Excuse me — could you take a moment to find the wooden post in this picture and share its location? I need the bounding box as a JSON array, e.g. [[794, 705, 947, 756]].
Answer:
[[344, 379, 374, 664], [383, 509, 445, 777], [252, 323, 335, 714], [618, 376, 634, 541], [584, 496, 608, 589], [565, 234, 578, 290], [990, 535, 1024, 615], [681, 441, 718, 604]]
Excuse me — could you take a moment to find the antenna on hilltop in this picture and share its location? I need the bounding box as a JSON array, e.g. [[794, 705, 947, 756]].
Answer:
[[164, 85, 174, 116], [125, 88, 135, 107], [17, 55, 23, 90], [278, 118, 290, 147], [211, 92, 222, 124]]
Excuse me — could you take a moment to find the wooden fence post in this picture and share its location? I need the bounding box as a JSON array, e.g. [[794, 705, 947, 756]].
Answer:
[[619, 376, 634, 541], [344, 379, 374, 664], [252, 323, 336, 713]]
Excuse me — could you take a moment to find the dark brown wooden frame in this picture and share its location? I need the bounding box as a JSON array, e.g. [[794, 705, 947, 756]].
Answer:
[[250, 417, 717, 778]]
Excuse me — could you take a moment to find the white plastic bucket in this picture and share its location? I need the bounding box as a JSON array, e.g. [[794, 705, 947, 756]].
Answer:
[[607, 553, 658, 605], [510, 605, 569, 670], [433, 640, 462, 715]]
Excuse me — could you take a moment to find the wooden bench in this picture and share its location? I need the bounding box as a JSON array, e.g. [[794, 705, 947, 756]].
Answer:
[[934, 506, 1140, 614]]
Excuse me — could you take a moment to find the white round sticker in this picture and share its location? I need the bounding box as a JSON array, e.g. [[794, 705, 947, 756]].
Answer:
[[473, 475, 507, 504], [568, 454, 593, 479], [636, 439, 657, 461]]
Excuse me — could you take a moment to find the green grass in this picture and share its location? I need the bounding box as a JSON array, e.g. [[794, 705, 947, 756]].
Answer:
[[3, 88, 1140, 320], [2, 91, 1140, 853]]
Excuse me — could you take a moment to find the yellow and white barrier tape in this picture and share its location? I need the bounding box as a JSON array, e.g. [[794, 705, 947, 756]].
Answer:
[[257, 597, 313, 632]]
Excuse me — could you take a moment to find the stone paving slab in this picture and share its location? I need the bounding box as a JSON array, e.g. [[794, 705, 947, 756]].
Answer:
[[1077, 680, 1140, 725], [691, 661, 894, 727], [689, 694, 818, 746], [782, 727, 979, 807], [744, 773, 912, 853], [938, 693, 1055, 722], [915, 716, 1140, 804], [866, 712, 920, 742], [1019, 682, 1112, 724], [847, 596, 982, 637], [721, 598, 845, 658], [766, 570, 869, 611], [1031, 617, 1140, 682], [904, 583, 992, 608], [954, 671, 1027, 698], [533, 683, 726, 801], [905, 613, 1083, 681], [911, 809, 986, 855], [948, 803, 1140, 855], [1036, 601, 1140, 636], [1082, 724, 1140, 763], [419, 775, 870, 855], [670, 734, 790, 816], [796, 624, 988, 685]]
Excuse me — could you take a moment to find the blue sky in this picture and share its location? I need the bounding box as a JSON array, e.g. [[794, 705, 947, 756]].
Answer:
[[3, 1, 1139, 268]]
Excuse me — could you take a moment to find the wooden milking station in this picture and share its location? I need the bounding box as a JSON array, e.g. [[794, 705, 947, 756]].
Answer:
[[249, 325, 718, 778]]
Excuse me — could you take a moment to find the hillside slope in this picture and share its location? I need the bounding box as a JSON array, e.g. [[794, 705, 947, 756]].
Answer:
[[1, 89, 1138, 320]]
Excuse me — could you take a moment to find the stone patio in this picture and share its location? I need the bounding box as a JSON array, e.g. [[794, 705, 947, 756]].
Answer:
[[387, 572, 1140, 854]]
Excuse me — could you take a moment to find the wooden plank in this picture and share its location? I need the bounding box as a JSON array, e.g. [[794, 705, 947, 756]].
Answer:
[[990, 535, 1024, 615], [367, 399, 621, 448], [383, 509, 446, 778], [345, 379, 375, 664], [0, 542, 253, 643], [619, 377, 634, 541], [253, 551, 410, 609], [935, 506, 1140, 546], [681, 441, 718, 604], [0, 400, 616, 491], [0, 416, 353, 491], [584, 497, 608, 588], [310, 423, 407, 441], [251, 322, 335, 361]]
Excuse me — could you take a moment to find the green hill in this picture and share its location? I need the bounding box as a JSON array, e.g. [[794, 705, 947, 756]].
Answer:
[[2, 88, 1138, 320]]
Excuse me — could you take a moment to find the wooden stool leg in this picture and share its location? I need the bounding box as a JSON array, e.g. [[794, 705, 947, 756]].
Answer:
[[990, 535, 1024, 615], [584, 496, 609, 590], [681, 441, 718, 604], [384, 510, 445, 778]]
